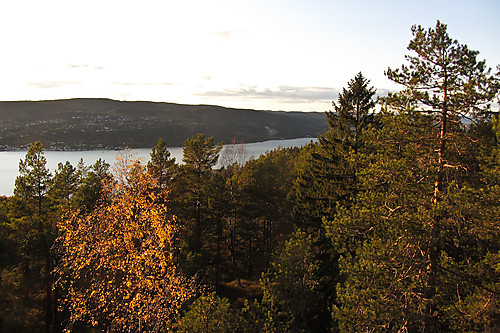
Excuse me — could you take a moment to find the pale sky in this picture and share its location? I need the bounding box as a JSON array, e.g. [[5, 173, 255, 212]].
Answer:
[[1, 0, 499, 111]]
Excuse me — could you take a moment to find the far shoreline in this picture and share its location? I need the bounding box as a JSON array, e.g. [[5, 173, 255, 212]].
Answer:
[[0, 136, 317, 152], [0, 138, 317, 196]]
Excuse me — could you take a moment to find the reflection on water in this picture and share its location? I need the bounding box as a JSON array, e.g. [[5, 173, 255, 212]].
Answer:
[[0, 138, 316, 196]]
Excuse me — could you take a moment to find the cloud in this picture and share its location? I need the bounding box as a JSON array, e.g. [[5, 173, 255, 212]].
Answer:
[[26, 81, 82, 89], [68, 64, 104, 70], [198, 86, 341, 103], [197, 86, 397, 111], [211, 29, 246, 40], [212, 30, 233, 38], [112, 81, 174, 87]]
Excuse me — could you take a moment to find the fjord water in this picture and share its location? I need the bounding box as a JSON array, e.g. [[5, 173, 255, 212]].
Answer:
[[0, 138, 316, 196]]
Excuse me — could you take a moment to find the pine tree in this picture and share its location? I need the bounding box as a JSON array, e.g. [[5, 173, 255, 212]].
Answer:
[[385, 21, 500, 330], [147, 137, 177, 191], [260, 230, 321, 332], [72, 159, 111, 211], [326, 22, 500, 332], [238, 147, 299, 277], [176, 134, 222, 273], [49, 161, 81, 211], [176, 292, 241, 333], [14, 142, 52, 215], [12, 142, 56, 332], [385, 20, 499, 202]]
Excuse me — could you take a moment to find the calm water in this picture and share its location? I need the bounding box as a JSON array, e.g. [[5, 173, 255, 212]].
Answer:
[[0, 138, 316, 196]]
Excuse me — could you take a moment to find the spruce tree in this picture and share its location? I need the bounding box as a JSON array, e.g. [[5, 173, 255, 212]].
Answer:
[[288, 74, 377, 331], [292, 72, 376, 229], [328, 71, 376, 153]]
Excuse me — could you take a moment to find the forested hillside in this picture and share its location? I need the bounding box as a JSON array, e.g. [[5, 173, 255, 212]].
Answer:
[[0, 99, 326, 150], [0, 21, 499, 332]]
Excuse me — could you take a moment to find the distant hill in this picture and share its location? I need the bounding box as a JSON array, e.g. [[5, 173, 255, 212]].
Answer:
[[0, 98, 327, 150]]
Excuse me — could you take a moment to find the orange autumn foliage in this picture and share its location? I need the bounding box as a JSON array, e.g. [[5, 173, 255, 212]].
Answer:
[[56, 157, 194, 332]]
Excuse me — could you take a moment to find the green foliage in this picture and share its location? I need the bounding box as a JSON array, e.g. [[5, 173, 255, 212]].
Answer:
[[327, 124, 436, 329], [237, 147, 300, 277], [6, 142, 59, 331], [175, 134, 223, 275], [147, 137, 177, 191], [1, 22, 498, 332], [176, 292, 240, 333], [260, 230, 321, 332], [49, 161, 81, 211], [71, 158, 111, 210], [291, 73, 376, 230], [327, 106, 499, 331], [0, 196, 29, 331], [385, 20, 500, 205], [287, 75, 378, 331], [328, 71, 376, 153], [13, 141, 52, 215], [182, 133, 223, 172], [323, 22, 500, 332], [385, 20, 499, 119], [0, 98, 327, 150]]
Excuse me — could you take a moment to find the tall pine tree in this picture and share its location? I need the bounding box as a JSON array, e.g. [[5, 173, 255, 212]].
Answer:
[[326, 21, 500, 332], [12, 142, 56, 332], [176, 134, 222, 274]]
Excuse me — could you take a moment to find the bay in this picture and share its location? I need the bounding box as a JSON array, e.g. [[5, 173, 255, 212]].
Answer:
[[0, 138, 316, 196]]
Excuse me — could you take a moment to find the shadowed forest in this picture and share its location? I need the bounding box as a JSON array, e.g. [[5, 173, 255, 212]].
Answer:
[[0, 98, 326, 151], [0, 21, 499, 332]]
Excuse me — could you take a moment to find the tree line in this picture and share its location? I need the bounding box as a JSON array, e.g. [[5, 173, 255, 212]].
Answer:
[[0, 21, 499, 332]]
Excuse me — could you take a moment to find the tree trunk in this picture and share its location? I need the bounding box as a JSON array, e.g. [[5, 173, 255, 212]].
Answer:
[[425, 71, 448, 332]]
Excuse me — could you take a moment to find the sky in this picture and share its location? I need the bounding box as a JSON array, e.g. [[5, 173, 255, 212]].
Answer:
[[1, 0, 499, 111]]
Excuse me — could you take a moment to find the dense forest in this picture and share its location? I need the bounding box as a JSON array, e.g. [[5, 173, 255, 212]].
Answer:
[[1, 21, 499, 332], [0, 98, 326, 150]]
